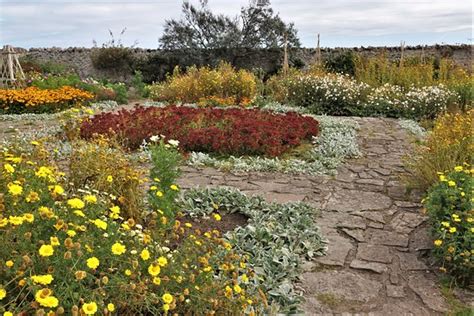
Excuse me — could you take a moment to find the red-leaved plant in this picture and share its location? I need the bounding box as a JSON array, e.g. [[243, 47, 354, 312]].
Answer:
[[80, 106, 319, 157]]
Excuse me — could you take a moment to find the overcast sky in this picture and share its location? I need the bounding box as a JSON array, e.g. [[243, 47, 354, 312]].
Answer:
[[0, 0, 472, 48]]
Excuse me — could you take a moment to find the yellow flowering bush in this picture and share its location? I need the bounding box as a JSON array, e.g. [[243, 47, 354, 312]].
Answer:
[[148, 62, 258, 105], [423, 166, 473, 284], [0, 145, 261, 315], [0, 86, 94, 114], [68, 137, 145, 221], [405, 109, 474, 190]]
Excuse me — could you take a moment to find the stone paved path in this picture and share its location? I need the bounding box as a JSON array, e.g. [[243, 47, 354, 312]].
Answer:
[[177, 117, 473, 315]]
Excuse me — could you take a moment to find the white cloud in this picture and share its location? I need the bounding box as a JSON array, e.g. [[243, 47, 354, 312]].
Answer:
[[0, 0, 472, 48]]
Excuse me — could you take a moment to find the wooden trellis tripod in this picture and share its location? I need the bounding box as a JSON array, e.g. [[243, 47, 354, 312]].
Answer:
[[0, 45, 25, 88]]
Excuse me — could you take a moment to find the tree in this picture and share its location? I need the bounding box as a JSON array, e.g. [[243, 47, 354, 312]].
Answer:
[[160, 0, 300, 49]]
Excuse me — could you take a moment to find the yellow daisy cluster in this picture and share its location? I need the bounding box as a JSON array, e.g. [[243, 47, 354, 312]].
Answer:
[[425, 164, 473, 282], [0, 143, 260, 315]]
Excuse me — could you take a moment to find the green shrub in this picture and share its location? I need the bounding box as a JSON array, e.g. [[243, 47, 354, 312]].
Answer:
[[423, 166, 473, 285], [105, 82, 128, 104], [90, 46, 134, 72], [324, 50, 356, 75], [131, 70, 149, 98]]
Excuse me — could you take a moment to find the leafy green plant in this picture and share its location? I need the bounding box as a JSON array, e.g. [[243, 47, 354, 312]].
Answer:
[[147, 136, 182, 224], [423, 166, 473, 285], [131, 70, 149, 98], [105, 82, 128, 104], [180, 187, 327, 313]]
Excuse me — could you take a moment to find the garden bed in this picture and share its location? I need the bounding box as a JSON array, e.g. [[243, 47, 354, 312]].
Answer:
[[80, 105, 319, 156]]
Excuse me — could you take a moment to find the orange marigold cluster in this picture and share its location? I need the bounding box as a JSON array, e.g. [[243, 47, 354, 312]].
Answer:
[[0, 86, 94, 109]]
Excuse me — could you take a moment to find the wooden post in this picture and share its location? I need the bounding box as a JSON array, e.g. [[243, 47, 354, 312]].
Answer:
[[283, 33, 289, 75], [399, 40, 405, 68], [421, 45, 425, 64], [316, 33, 322, 66]]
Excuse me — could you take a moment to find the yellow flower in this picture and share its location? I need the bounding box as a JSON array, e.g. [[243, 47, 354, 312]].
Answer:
[[67, 230, 77, 237], [110, 205, 120, 214], [84, 195, 97, 204], [50, 236, 60, 246], [467, 217, 473, 223], [67, 198, 85, 209], [454, 166, 463, 172], [82, 302, 98, 315], [162, 293, 173, 304], [448, 181, 456, 187], [74, 210, 86, 217], [35, 289, 59, 308], [241, 274, 249, 283], [106, 175, 113, 183], [4, 312, 13, 316], [434, 240, 443, 246], [8, 183, 23, 196], [39, 244, 54, 257], [163, 304, 170, 312], [3, 163, 14, 173], [107, 303, 115, 312], [449, 227, 457, 233], [0, 218, 8, 227], [52, 185, 64, 195], [93, 219, 107, 230], [0, 288, 6, 300], [441, 221, 450, 227], [111, 242, 126, 255], [125, 269, 132, 276], [213, 213, 222, 221], [439, 175, 447, 182], [153, 277, 161, 285], [23, 213, 35, 223], [86, 257, 100, 269], [148, 263, 161, 276], [233, 284, 242, 294], [170, 184, 179, 191], [157, 256, 168, 267], [9, 215, 24, 226], [31, 274, 54, 285], [5, 260, 13, 268], [156, 191, 163, 197], [224, 285, 233, 298], [140, 248, 150, 261]]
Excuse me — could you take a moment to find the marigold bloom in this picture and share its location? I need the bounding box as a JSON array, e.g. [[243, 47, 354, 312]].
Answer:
[[140, 248, 150, 261], [8, 183, 23, 196], [82, 302, 98, 315], [67, 198, 85, 209], [31, 274, 54, 285], [86, 257, 100, 269], [0, 288, 6, 300], [162, 293, 173, 304], [148, 263, 161, 276], [107, 303, 115, 312], [111, 242, 126, 255], [39, 244, 54, 257], [157, 256, 168, 267]]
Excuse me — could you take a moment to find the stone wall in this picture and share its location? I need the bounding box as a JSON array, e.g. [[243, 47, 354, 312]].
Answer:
[[17, 44, 472, 83]]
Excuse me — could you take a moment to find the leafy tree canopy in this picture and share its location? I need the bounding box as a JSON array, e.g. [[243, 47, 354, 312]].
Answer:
[[160, 0, 300, 49]]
